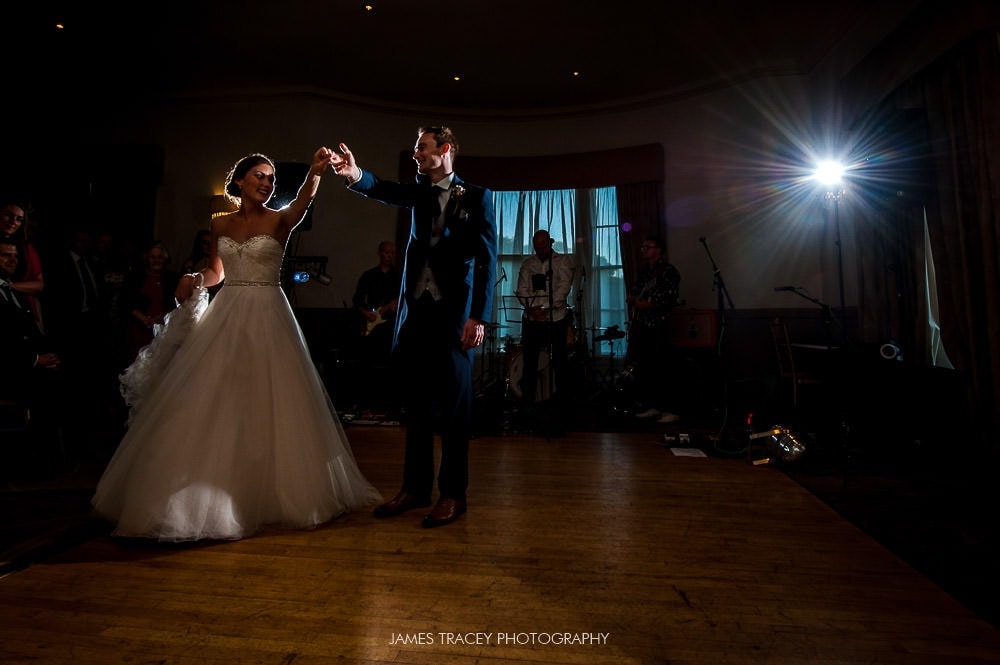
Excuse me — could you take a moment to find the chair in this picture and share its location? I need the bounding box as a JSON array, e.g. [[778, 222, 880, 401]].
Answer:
[[769, 317, 825, 410]]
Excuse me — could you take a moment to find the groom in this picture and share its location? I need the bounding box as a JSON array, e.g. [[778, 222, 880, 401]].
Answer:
[[332, 126, 497, 528]]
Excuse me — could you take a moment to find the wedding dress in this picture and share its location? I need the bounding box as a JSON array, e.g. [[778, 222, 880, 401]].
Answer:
[[92, 234, 381, 541]]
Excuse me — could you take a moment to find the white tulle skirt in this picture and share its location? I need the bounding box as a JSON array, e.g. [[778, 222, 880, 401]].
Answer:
[[92, 283, 381, 541]]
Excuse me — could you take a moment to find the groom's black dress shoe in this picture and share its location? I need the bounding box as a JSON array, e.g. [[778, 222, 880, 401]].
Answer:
[[421, 497, 467, 528], [373, 491, 431, 518]]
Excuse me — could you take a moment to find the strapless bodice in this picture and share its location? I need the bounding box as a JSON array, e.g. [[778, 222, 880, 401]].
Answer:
[[218, 235, 284, 283]]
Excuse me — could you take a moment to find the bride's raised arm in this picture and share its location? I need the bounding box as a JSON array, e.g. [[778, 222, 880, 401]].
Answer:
[[281, 146, 335, 233]]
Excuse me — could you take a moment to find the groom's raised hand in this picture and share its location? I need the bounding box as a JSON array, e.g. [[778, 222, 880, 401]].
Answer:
[[331, 143, 361, 183]]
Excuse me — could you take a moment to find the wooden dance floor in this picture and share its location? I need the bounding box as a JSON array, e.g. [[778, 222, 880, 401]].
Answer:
[[1, 427, 998, 664]]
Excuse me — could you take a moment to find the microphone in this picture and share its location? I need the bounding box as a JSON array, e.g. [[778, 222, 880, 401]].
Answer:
[[774, 286, 796, 292]]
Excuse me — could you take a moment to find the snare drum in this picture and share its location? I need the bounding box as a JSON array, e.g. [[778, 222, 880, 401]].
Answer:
[[502, 336, 522, 355], [507, 349, 552, 401]]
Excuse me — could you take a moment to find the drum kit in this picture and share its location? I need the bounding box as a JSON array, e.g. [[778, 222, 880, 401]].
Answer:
[[470, 288, 640, 434], [588, 324, 628, 395], [593, 324, 626, 344], [477, 317, 630, 405], [505, 344, 552, 401]]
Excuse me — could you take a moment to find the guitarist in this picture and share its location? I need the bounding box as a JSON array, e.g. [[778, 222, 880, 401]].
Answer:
[[351, 240, 401, 412], [353, 240, 401, 340], [625, 235, 681, 423]]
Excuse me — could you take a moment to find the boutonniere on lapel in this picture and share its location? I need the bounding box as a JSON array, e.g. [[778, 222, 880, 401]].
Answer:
[[448, 185, 469, 220]]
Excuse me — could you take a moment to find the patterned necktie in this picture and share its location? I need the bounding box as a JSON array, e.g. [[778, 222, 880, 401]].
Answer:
[[0, 282, 17, 309]]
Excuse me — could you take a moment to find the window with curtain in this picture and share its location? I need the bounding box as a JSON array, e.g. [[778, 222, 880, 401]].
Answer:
[[493, 187, 626, 356]]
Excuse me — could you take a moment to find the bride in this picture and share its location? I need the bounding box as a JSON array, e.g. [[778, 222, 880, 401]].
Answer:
[[92, 147, 382, 541]]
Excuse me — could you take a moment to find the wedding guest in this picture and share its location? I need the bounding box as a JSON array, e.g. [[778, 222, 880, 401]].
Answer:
[[0, 237, 65, 474], [119, 240, 179, 362], [0, 201, 45, 332], [182, 229, 213, 273], [43, 225, 119, 459]]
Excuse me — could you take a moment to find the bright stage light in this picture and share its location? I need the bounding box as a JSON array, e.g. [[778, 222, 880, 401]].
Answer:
[[814, 160, 845, 188], [285, 256, 332, 287], [292, 269, 331, 286]]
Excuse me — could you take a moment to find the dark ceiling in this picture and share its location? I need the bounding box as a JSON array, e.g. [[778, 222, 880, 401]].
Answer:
[[16, 1, 910, 116]]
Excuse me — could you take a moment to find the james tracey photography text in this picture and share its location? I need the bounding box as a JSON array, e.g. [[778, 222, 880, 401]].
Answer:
[[389, 632, 610, 646]]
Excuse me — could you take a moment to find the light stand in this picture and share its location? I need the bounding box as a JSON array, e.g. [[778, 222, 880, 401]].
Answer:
[[819, 184, 854, 474], [814, 160, 848, 347], [825, 189, 847, 347]]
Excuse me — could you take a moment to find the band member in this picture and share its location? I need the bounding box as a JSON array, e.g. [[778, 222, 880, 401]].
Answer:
[[626, 234, 681, 423], [351, 240, 401, 413], [514, 229, 574, 429], [353, 240, 400, 345]]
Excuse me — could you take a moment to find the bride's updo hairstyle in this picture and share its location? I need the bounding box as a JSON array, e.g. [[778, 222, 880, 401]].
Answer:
[[224, 153, 275, 207]]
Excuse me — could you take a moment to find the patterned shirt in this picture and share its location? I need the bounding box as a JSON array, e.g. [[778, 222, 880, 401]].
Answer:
[[631, 258, 680, 328]]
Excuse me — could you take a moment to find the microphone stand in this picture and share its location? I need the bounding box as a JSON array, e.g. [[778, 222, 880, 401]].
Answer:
[[778, 287, 849, 468], [698, 236, 735, 443], [546, 252, 556, 407], [481, 267, 509, 396], [781, 287, 836, 350], [494, 264, 509, 290], [699, 236, 735, 315]]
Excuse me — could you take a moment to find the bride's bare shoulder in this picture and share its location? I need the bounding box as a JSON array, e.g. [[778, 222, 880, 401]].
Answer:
[[210, 211, 241, 232]]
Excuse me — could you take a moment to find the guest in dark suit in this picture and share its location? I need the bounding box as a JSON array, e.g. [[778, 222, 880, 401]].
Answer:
[[332, 126, 497, 528], [41, 227, 119, 460], [0, 238, 65, 471], [0, 239, 61, 394], [0, 201, 46, 332]]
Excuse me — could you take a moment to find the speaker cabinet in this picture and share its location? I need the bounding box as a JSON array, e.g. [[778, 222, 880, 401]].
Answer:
[[671, 309, 718, 348]]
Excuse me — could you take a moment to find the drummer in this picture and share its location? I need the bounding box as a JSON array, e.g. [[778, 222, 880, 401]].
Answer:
[[514, 229, 575, 429]]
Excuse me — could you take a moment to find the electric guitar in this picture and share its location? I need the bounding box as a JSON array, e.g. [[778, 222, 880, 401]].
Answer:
[[362, 302, 394, 337], [627, 278, 656, 330]]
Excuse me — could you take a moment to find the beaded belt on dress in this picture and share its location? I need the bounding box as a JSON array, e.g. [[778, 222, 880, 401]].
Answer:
[[226, 280, 281, 287]]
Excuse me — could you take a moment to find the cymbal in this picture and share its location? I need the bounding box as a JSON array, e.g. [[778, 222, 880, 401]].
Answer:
[[594, 330, 626, 342]]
